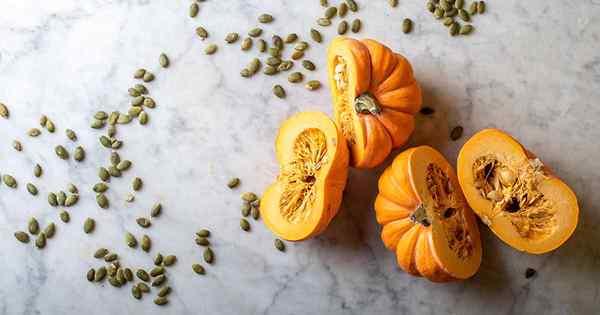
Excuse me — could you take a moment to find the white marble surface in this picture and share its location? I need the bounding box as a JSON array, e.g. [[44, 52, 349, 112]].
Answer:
[[1, 1, 599, 314]]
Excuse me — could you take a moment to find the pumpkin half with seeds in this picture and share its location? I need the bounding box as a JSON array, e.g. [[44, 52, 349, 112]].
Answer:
[[457, 129, 579, 254], [261, 112, 349, 241], [374, 146, 482, 282], [327, 37, 422, 168]]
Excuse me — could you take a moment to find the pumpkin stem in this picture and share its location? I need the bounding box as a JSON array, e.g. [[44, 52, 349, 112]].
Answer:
[[353, 93, 381, 115], [410, 204, 431, 227]]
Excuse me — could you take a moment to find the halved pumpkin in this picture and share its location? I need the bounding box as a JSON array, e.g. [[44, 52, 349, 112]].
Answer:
[[375, 146, 482, 282], [457, 129, 579, 254], [261, 112, 349, 241], [327, 36, 422, 169]]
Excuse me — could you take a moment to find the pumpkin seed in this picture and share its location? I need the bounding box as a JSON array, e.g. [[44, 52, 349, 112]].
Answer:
[[266, 57, 282, 67], [154, 253, 164, 266], [131, 285, 142, 299], [154, 297, 168, 306], [163, 255, 177, 266], [68, 184, 78, 194], [35, 233, 46, 249], [248, 28, 262, 37], [124, 232, 137, 248], [139, 112, 149, 125], [240, 68, 251, 78], [134, 83, 148, 94], [94, 248, 109, 258], [0, 103, 8, 118], [128, 88, 141, 97], [159, 53, 169, 68], [272, 35, 283, 49], [192, 264, 205, 275], [108, 166, 121, 177], [477, 1, 485, 14], [136, 269, 150, 282], [445, 8, 458, 17], [320, 0, 328, 7], [525, 268, 536, 279], [117, 160, 132, 171], [15, 231, 30, 243], [241, 37, 253, 51], [86, 269, 95, 282], [203, 248, 214, 264], [132, 96, 144, 106], [288, 72, 304, 83], [270, 84, 285, 99], [55, 145, 69, 160], [57, 191, 66, 206], [459, 24, 474, 35], [351, 19, 361, 33], [99, 136, 111, 148], [48, 193, 58, 207], [134, 69, 146, 79], [346, 0, 358, 12], [138, 282, 150, 292], [189, 3, 199, 17], [107, 112, 118, 125], [90, 119, 105, 129], [98, 167, 110, 182], [117, 113, 132, 124], [251, 207, 260, 220], [73, 146, 85, 162], [241, 203, 251, 217], [125, 193, 135, 203], [317, 18, 332, 27], [107, 264, 118, 277], [285, 33, 298, 43], [44, 223, 56, 238], [158, 286, 171, 297], [83, 218, 95, 233], [257, 39, 267, 52], [305, 80, 322, 91], [64, 194, 79, 207], [337, 20, 348, 35], [338, 3, 348, 17], [40, 116, 49, 125], [443, 17, 454, 26], [195, 237, 210, 246], [2, 174, 16, 188], [45, 120, 55, 133], [128, 105, 141, 117], [227, 178, 240, 189], [124, 268, 134, 282], [389, 0, 398, 7], [434, 7, 445, 19], [13, 140, 22, 151], [151, 203, 162, 217], [450, 22, 460, 35], [150, 266, 165, 277], [258, 13, 274, 23], [241, 192, 258, 202], [143, 72, 155, 82], [458, 9, 470, 21], [402, 18, 413, 34], [468, 2, 477, 15], [108, 276, 121, 287], [197, 229, 210, 237], [240, 218, 250, 231], [278, 60, 294, 72], [310, 29, 322, 43], [34, 164, 42, 177], [263, 66, 278, 75], [59, 210, 70, 223], [152, 275, 166, 287], [268, 47, 281, 58], [291, 50, 304, 60], [450, 126, 464, 140], [131, 177, 143, 191], [225, 32, 239, 43], [28, 128, 41, 137], [141, 234, 151, 252], [27, 217, 39, 235], [104, 253, 118, 262], [295, 41, 309, 51], [95, 267, 107, 282], [455, 0, 464, 8], [195, 26, 208, 40], [274, 239, 285, 251], [96, 193, 109, 209], [325, 7, 338, 19]]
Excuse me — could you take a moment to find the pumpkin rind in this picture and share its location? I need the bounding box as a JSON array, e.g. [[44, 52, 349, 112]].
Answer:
[[262, 112, 349, 241], [328, 37, 422, 169], [375, 146, 482, 282]]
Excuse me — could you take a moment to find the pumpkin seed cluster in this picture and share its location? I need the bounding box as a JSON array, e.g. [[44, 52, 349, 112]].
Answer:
[[427, 0, 485, 36]]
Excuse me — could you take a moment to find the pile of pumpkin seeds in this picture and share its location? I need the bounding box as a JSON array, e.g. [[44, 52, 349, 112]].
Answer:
[[193, 228, 211, 274], [14, 218, 56, 249], [427, 0, 485, 36]]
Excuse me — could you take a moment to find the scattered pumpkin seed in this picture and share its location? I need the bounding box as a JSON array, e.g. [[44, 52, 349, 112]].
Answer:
[[203, 248, 214, 264], [248, 28, 262, 37], [310, 29, 322, 43], [108, 166, 121, 177], [241, 192, 258, 202], [351, 19, 361, 33], [104, 253, 118, 262], [45, 120, 55, 133], [136, 269, 150, 282], [320, 0, 328, 7], [268, 47, 281, 57], [55, 145, 69, 160], [152, 275, 166, 287], [285, 33, 298, 43], [117, 160, 132, 171], [98, 167, 110, 182], [87, 269, 95, 282], [325, 6, 337, 19], [0, 103, 8, 118], [48, 193, 58, 207], [258, 13, 274, 23], [288, 72, 304, 83], [389, 0, 398, 7], [189, 3, 199, 17], [402, 18, 413, 34], [241, 37, 253, 51], [459, 24, 474, 35], [434, 7, 445, 19], [159, 53, 169, 68], [124, 268, 134, 282], [117, 113, 132, 124], [274, 239, 285, 252], [83, 218, 95, 234], [14, 231, 29, 243], [125, 232, 137, 248], [291, 50, 304, 60], [458, 9, 470, 22], [128, 88, 141, 97], [99, 136, 111, 148], [59, 210, 70, 223], [192, 264, 205, 275], [317, 18, 332, 27], [28, 128, 41, 137], [138, 282, 150, 292], [154, 297, 168, 306], [150, 266, 165, 277], [2, 174, 16, 188], [272, 85, 285, 99], [111, 139, 123, 149], [132, 177, 143, 191], [240, 69, 251, 78], [197, 229, 210, 237], [96, 193, 109, 209], [272, 35, 283, 49], [468, 2, 477, 15], [132, 96, 144, 106], [35, 233, 47, 249], [305, 80, 322, 91], [445, 8, 458, 17], [141, 234, 151, 252], [346, 0, 358, 12], [263, 66, 278, 75], [65, 194, 79, 207], [95, 111, 108, 120], [266, 57, 282, 67], [251, 207, 260, 220], [68, 184, 78, 194], [163, 255, 177, 266], [227, 177, 240, 189], [125, 193, 135, 203], [131, 285, 142, 299], [443, 17, 454, 26], [450, 126, 464, 141], [278, 60, 294, 72], [240, 218, 250, 231], [151, 203, 162, 217], [154, 253, 164, 266], [295, 41, 309, 51], [139, 112, 149, 125], [196, 237, 210, 246], [94, 248, 109, 258], [13, 140, 22, 151], [94, 267, 107, 282], [44, 223, 56, 238], [108, 276, 121, 287], [134, 84, 148, 94], [257, 39, 267, 52], [337, 20, 349, 35], [477, 1, 485, 14], [34, 164, 42, 177], [134, 69, 146, 79], [90, 119, 105, 129], [241, 203, 251, 217], [57, 191, 67, 206], [143, 72, 155, 82], [225, 32, 239, 43], [449, 22, 459, 36], [158, 286, 171, 297], [338, 3, 348, 16]]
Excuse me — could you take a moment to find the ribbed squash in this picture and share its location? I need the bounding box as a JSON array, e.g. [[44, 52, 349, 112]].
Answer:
[[261, 112, 349, 241], [375, 146, 482, 282], [327, 36, 422, 169], [457, 129, 579, 254]]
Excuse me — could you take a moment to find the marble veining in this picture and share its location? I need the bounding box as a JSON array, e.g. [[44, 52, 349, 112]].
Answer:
[[1, 1, 599, 314]]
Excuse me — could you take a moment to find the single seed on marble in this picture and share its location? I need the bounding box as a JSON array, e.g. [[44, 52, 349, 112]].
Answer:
[[35, 233, 47, 249], [196, 237, 210, 246], [143, 72, 155, 82], [83, 218, 95, 234], [163, 255, 177, 266], [189, 3, 199, 17], [225, 32, 239, 43], [310, 29, 322, 43], [124, 268, 134, 282], [288, 72, 304, 83], [136, 269, 150, 282], [203, 248, 214, 264], [241, 203, 251, 217], [151, 203, 162, 217], [324, 6, 337, 19], [154, 253, 164, 266], [338, 2, 348, 16], [137, 282, 150, 293], [295, 41, 309, 51], [291, 50, 304, 60], [141, 234, 151, 252], [151, 275, 166, 287], [278, 61, 294, 72], [67, 184, 78, 194], [34, 164, 43, 177], [104, 253, 118, 262], [346, 0, 358, 12], [132, 177, 143, 191], [44, 223, 56, 238], [240, 218, 250, 231], [351, 19, 361, 33], [95, 267, 107, 282], [337, 20, 348, 35], [305, 80, 322, 91], [57, 191, 66, 206], [108, 166, 121, 177], [458, 9, 470, 22], [159, 53, 169, 68], [117, 160, 132, 171], [150, 267, 165, 277], [45, 119, 55, 133], [196, 229, 210, 238], [459, 24, 474, 35], [94, 248, 109, 259], [477, 1, 485, 14], [154, 297, 168, 306], [192, 264, 205, 275], [158, 286, 171, 297], [402, 18, 413, 34], [125, 232, 137, 248], [28, 217, 39, 235], [0, 103, 8, 118], [248, 28, 262, 37], [59, 211, 70, 223], [241, 38, 253, 51], [13, 140, 22, 151], [227, 177, 240, 189], [317, 18, 332, 27], [55, 145, 69, 160], [258, 13, 274, 23], [274, 239, 285, 251], [285, 33, 298, 43], [131, 285, 142, 299], [139, 112, 149, 125], [96, 193, 109, 209], [87, 269, 95, 282], [14, 231, 30, 243], [64, 194, 79, 207], [1, 174, 16, 188], [28, 128, 41, 137]]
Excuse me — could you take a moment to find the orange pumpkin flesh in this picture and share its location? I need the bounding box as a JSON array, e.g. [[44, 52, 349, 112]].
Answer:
[[457, 129, 579, 254], [375, 146, 482, 282], [261, 112, 349, 241], [327, 37, 422, 169]]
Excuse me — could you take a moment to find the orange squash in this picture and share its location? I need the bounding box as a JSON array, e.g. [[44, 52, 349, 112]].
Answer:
[[261, 112, 349, 241], [374, 146, 482, 282], [327, 36, 422, 169], [457, 129, 579, 254]]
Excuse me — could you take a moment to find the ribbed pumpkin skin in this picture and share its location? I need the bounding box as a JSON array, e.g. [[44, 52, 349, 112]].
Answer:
[[374, 148, 456, 282]]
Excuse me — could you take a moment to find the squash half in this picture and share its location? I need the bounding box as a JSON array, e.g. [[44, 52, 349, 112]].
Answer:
[[261, 112, 349, 241], [457, 129, 579, 254], [375, 146, 482, 282]]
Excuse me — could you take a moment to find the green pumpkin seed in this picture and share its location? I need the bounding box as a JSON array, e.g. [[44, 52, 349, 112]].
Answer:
[[44, 223, 56, 238], [267, 47, 279, 58], [346, 0, 358, 12], [449, 22, 459, 36], [254, 39, 265, 53], [132, 177, 143, 191], [225, 32, 239, 43], [189, 3, 199, 17], [263, 66, 278, 75], [197, 229, 210, 237], [389, 0, 398, 7], [134, 69, 146, 79], [154, 253, 164, 266], [109, 151, 119, 166], [86, 269, 95, 282], [83, 218, 95, 233], [468, 2, 477, 15], [98, 167, 110, 182], [128, 88, 141, 97], [136, 269, 150, 282], [14, 231, 29, 243], [90, 119, 104, 129], [163, 255, 177, 266], [141, 234, 151, 252], [143, 72, 155, 82], [35, 233, 46, 249], [241, 37, 253, 51], [34, 164, 42, 177], [288, 72, 304, 83], [45, 120, 55, 133], [192, 264, 205, 275], [64, 194, 79, 207], [108, 276, 122, 287], [116, 160, 132, 171], [402, 18, 413, 34], [124, 268, 133, 281], [94, 267, 107, 282], [241, 192, 258, 202], [94, 248, 109, 258], [131, 285, 142, 299], [203, 248, 214, 264], [151, 203, 162, 217], [310, 29, 322, 43], [151, 275, 166, 287], [241, 203, 251, 217], [150, 266, 165, 277], [278, 60, 294, 72], [272, 35, 283, 49], [324, 6, 337, 18], [458, 9, 470, 21], [317, 18, 331, 27], [305, 80, 322, 91], [47, 193, 58, 207], [351, 18, 361, 33], [240, 218, 250, 231], [139, 112, 149, 125], [295, 41, 309, 51], [338, 3, 348, 17], [445, 8, 458, 17], [59, 210, 70, 223], [55, 145, 69, 160], [70, 146, 83, 161], [111, 139, 123, 150], [96, 193, 109, 209], [0, 103, 8, 118], [337, 20, 349, 35], [154, 297, 168, 306], [158, 286, 171, 297], [195, 237, 210, 246], [266, 57, 282, 67], [443, 17, 454, 26], [284, 33, 298, 43], [195, 26, 208, 40], [104, 253, 118, 262], [124, 232, 137, 248], [138, 282, 150, 292], [258, 13, 274, 23], [240, 68, 251, 78], [2, 175, 16, 188], [274, 239, 285, 251], [94, 111, 107, 120], [251, 207, 260, 220], [159, 53, 169, 68], [28, 128, 41, 137], [248, 28, 262, 37], [434, 7, 445, 19], [455, 0, 464, 8], [107, 112, 118, 125], [459, 24, 473, 35], [99, 136, 111, 148], [291, 50, 304, 60], [27, 217, 39, 235], [93, 182, 109, 193], [476, 1, 485, 13], [108, 166, 121, 177], [427, 1, 436, 12], [134, 83, 148, 94], [107, 264, 118, 277], [227, 177, 240, 189], [125, 193, 135, 203], [320, 0, 328, 7], [117, 113, 132, 124], [68, 184, 78, 194], [57, 191, 66, 206], [271, 85, 285, 99], [12, 140, 22, 151], [132, 96, 144, 106]]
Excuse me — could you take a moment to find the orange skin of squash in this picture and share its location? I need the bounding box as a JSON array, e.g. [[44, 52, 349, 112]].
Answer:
[[375, 146, 482, 282], [328, 37, 422, 169]]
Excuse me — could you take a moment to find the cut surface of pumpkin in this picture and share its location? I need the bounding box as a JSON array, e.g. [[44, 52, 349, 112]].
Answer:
[[327, 36, 422, 169], [262, 112, 349, 241], [457, 129, 579, 254], [375, 146, 482, 282]]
